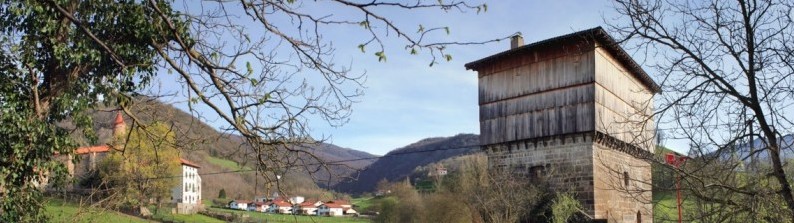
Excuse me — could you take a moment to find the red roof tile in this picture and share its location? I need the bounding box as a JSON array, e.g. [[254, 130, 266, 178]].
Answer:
[[75, 145, 110, 155], [114, 111, 125, 125], [180, 158, 201, 168]]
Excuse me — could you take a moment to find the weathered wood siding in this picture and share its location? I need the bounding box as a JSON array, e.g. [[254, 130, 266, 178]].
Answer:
[[478, 50, 596, 145], [593, 46, 655, 151]]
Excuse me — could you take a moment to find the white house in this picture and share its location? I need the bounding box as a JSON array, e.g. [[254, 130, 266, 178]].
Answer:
[[295, 200, 323, 215], [317, 203, 344, 216], [289, 196, 305, 204], [171, 158, 202, 214], [229, 200, 250, 210], [269, 200, 293, 214], [248, 202, 268, 212]]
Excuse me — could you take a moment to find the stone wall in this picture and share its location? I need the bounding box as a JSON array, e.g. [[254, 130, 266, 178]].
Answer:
[[593, 143, 653, 223], [485, 132, 597, 214], [176, 202, 205, 215]]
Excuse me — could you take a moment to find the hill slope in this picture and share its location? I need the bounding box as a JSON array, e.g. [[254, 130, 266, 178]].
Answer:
[[83, 98, 376, 199], [334, 134, 481, 194]]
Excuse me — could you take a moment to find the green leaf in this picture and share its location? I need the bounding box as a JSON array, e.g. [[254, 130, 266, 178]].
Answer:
[[444, 27, 450, 35], [375, 51, 386, 62], [445, 54, 452, 61], [410, 48, 417, 55], [359, 21, 369, 29], [246, 61, 253, 75], [358, 44, 366, 53], [251, 78, 258, 86], [417, 25, 424, 33]]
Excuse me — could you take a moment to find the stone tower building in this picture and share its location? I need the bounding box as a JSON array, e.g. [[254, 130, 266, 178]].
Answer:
[[465, 27, 658, 222]]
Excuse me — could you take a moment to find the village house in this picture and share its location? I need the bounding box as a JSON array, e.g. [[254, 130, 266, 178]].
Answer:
[[268, 200, 293, 214], [171, 158, 202, 214], [294, 200, 323, 215], [247, 201, 268, 212], [317, 203, 344, 216], [228, 200, 250, 210]]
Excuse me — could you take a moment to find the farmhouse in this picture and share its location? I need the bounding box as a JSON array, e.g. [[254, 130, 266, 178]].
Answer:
[[465, 27, 658, 223], [229, 200, 250, 210], [171, 158, 202, 214], [317, 203, 344, 216], [269, 200, 293, 214]]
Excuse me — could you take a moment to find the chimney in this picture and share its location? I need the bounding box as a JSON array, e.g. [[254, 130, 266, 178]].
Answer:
[[511, 32, 524, 49]]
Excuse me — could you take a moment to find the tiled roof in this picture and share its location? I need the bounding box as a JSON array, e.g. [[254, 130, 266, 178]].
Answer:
[[75, 145, 110, 155], [114, 111, 125, 125], [180, 158, 201, 168], [271, 201, 291, 207]]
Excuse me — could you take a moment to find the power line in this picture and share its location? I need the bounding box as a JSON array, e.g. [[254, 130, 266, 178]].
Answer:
[[123, 122, 774, 181]]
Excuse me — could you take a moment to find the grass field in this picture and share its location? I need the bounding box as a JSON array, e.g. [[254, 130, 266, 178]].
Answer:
[[45, 199, 151, 223], [351, 197, 376, 211], [208, 207, 371, 223], [205, 156, 250, 171]]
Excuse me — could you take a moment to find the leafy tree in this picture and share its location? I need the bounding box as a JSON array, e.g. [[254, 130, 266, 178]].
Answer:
[[610, 0, 794, 221], [0, 0, 503, 221], [218, 188, 226, 199], [0, 1, 179, 221], [99, 122, 180, 210]]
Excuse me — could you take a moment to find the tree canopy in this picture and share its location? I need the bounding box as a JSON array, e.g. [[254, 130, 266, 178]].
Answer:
[[0, 0, 503, 221], [611, 0, 794, 221], [99, 122, 181, 209]]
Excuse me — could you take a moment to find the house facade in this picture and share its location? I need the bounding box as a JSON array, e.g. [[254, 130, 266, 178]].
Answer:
[[465, 27, 657, 223], [172, 158, 203, 214], [317, 203, 344, 216], [268, 200, 293, 214], [229, 200, 250, 210]]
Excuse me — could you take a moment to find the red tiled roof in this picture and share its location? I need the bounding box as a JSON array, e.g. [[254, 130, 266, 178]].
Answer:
[[180, 158, 201, 168], [114, 111, 125, 125], [75, 145, 110, 155], [250, 202, 267, 206], [271, 200, 291, 207]]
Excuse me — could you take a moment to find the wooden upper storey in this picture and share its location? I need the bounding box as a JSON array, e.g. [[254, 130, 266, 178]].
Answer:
[[466, 28, 658, 149], [465, 27, 659, 94]]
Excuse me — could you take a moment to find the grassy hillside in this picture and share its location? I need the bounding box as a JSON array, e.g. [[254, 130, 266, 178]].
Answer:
[[80, 98, 376, 200]]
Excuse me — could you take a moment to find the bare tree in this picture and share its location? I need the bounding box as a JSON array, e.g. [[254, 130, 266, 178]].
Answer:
[[610, 0, 794, 221], [1, 0, 507, 220]]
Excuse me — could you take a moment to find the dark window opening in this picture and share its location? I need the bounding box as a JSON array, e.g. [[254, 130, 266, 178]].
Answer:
[[530, 165, 546, 180], [624, 171, 630, 187]]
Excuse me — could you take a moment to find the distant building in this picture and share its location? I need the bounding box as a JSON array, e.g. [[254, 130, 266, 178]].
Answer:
[[229, 200, 250, 210], [428, 164, 448, 177], [171, 158, 203, 214], [317, 203, 344, 216]]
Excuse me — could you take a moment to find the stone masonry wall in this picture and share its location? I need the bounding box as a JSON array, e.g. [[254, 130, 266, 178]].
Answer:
[[593, 143, 653, 223], [485, 133, 597, 215]]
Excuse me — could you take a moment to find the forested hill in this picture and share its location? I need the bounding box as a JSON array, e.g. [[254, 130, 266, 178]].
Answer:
[[333, 134, 481, 194], [81, 98, 376, 199]]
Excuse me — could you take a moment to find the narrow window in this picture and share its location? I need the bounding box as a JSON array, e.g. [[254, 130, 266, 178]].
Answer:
[[636, 211, 642, 223], [623, 171, 630, 187], [529, 165, 546, 180]]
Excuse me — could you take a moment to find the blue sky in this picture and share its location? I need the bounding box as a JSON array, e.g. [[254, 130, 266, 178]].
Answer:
[[154, 1, 689, 155], [311, 1, 625, 155]]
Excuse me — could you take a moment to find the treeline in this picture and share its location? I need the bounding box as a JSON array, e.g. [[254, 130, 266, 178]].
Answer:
[[367, 154, 586, 223]]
